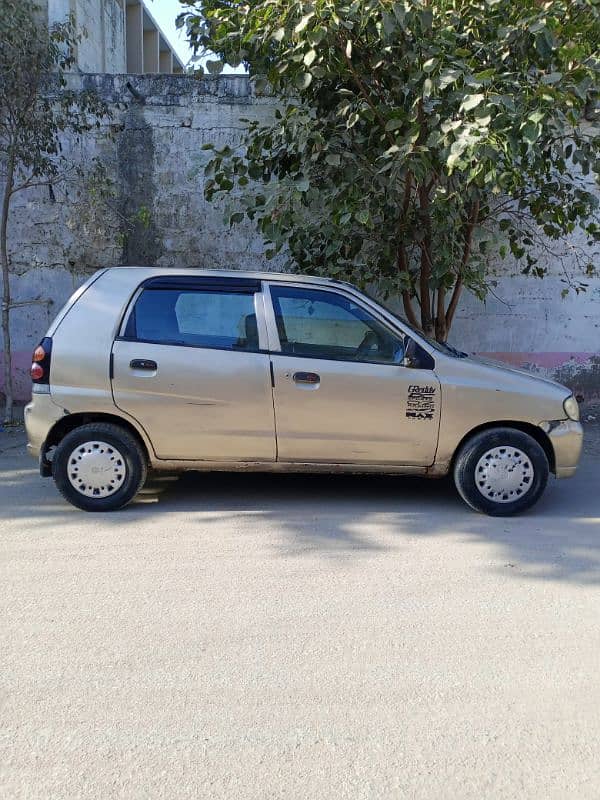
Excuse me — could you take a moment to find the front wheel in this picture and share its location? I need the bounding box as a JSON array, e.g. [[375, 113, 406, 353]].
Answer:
[[52, 423, 147, 512], [453, 428, 549, 516]]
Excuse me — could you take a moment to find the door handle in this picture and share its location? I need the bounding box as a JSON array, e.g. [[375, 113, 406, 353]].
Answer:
[[293, 371, 320, 385], [130, 359, 157, 371]]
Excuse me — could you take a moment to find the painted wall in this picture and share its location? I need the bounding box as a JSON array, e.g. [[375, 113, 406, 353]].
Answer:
[[1, 74, 599, 403]]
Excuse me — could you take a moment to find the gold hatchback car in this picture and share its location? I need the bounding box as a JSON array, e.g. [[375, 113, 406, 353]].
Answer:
[[25, 267, 583, 515]]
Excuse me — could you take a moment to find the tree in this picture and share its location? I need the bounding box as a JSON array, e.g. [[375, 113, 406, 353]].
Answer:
[[0, 0, 108, 424], [178, 0, 600, 342]]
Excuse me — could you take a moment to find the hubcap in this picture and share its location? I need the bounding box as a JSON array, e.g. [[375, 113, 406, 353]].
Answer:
[[475, 446, 534, 503], [67, 440, 126, 498]]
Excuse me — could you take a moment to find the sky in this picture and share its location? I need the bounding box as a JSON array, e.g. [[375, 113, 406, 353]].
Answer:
[[145, 0, 244, 73], [144, 0, 196, 67]]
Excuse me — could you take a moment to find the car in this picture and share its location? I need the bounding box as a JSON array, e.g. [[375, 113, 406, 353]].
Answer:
[[24, 267, 583, 515]]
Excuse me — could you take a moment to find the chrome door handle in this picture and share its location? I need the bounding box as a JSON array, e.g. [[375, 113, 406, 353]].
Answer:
[[293, 371, 320, 385], [130, 359, 157, 370]]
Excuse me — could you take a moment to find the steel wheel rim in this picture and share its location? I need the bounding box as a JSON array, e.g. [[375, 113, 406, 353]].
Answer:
[[474, 446, 534, 503], [67, 440, 127, 498]]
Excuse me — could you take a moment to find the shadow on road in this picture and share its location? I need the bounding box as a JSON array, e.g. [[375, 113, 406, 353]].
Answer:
[[1, 433, 599, 584]]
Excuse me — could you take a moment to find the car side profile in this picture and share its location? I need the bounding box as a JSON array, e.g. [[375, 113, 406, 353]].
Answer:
[[25, 267, 583, 515]]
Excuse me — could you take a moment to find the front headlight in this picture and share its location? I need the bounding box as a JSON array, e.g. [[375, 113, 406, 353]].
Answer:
[[563, 394, 580, 421]]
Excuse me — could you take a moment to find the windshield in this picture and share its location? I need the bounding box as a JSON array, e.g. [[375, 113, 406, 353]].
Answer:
[[362, 290, 468, 358]]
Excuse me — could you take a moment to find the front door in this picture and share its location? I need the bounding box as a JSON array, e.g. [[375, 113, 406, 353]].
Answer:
[[267, 284, 440, 466], [111, 277, 276, 461]]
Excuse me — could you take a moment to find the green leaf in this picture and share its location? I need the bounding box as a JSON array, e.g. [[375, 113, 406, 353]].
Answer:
[[385, 118, 403, 131], [473, 69, 495, 82], [441, 119, 462, 133], [304, 49, 317, 67], [294, 13, 314, 34], [528, 110, 545, 124], [205, 59, 224, 75], [459, 93, 485, 113], [475, 114, 492, 127], [295, 71, 313, 90], [439, 69, 461, 89], [521, 120, 541, 144], [541, 72, 562, 85]]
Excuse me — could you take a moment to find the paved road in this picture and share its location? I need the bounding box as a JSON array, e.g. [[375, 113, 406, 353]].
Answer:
[[1, 428, 599, 799]]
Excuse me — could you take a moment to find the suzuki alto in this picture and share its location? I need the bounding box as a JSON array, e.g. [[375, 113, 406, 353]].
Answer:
[[24, 267, 583, 515]]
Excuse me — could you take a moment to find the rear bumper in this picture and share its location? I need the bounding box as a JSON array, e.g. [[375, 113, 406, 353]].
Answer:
[[24, 392, 65, 461], [545, 420, 584, 478]]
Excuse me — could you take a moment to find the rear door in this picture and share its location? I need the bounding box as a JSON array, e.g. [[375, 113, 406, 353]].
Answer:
[[111, 276, 276, 462], [266, 283, 440, 466]]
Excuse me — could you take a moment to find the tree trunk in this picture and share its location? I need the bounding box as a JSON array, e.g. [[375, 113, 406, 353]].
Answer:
[[418, 185, 434, 338], [435, 287, 447, 342], [445, 199, 480, 337], [1, 152, 15, 425]]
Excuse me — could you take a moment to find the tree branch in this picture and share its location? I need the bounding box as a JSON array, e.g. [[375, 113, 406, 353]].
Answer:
[[445, 199, 480, 331], [340, 41, 397, 149], [402, 289, 420, 328], [418, 183, 433, 334]]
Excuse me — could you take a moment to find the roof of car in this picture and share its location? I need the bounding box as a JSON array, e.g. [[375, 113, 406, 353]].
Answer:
[[108, 265, 351, 287]]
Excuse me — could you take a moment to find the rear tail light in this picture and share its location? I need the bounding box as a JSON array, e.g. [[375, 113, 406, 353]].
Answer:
[[30, 337, 52, 385]]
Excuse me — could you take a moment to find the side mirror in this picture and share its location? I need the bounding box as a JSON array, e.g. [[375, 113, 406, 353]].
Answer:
[[402, 339, 435, 370]]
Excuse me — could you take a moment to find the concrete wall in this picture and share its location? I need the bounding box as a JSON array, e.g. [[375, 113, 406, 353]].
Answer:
[[42, 0, 182, 74], [44, 0, 127, 73], [1, 74, 599, 403], [78, 0, 126, 74]]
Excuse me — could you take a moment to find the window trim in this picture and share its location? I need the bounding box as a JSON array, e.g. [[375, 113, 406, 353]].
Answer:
[[140, 275, 262, 293], [114, 335, 271, 356], [264, 281, 409, 368], [116, 278, 269, 353]]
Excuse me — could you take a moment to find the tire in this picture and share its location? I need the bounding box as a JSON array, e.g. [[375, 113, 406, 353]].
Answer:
[[52, 422, 147, 512], [453, 427, 549, 516]]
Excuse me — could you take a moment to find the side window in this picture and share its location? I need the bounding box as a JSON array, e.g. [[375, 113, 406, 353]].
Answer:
[[270, 286, 405, 365], [126, 288, 259, 351]]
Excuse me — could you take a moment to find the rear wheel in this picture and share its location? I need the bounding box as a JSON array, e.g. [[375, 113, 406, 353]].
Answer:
[[453, 428, 549, 516], [52, 423, 147, 512]]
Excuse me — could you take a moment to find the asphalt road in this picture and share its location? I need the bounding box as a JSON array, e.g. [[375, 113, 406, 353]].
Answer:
[[1, 428, 599, 799]]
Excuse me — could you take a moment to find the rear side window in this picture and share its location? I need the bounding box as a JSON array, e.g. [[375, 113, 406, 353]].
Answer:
[[124, 288, 259, 351]]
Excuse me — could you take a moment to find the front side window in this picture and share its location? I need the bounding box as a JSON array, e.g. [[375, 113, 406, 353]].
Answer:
[[125, 288, 259, 351], [270, 286, 405, 364]]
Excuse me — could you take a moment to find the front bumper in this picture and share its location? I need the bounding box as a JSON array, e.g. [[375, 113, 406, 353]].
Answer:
[[543, 420, 584, 478]]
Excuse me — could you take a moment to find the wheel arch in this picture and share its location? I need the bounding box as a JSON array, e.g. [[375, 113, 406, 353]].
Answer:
[[41, 412, 152, 475], [451, 421, 555, 474]]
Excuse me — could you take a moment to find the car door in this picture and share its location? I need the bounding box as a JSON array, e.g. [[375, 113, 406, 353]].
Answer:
[[111, 276, 276, 462], [266, 283, 440, 466]]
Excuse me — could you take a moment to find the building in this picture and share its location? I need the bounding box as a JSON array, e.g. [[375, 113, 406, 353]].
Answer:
[[42, 0, 185, 74]]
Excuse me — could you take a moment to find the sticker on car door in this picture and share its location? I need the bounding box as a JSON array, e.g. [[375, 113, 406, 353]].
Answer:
[[406, 384, 436, 420]]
